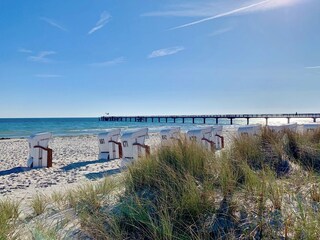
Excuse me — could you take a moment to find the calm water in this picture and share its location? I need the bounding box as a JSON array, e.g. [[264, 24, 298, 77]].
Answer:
[[0, 117, 317, 138]]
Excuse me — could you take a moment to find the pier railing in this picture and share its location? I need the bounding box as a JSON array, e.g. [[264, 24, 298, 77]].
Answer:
[[100, 113, 320, 125]]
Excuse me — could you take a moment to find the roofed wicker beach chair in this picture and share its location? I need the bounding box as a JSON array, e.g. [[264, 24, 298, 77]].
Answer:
[[27, 132, 53, 168], [238, 125, 261, 136], [187, 126, 218, 151], [268, 123, 298, 133], [98, 129, 122, 160], [121, 128, 150, 165], [160, 127, 181, 145]]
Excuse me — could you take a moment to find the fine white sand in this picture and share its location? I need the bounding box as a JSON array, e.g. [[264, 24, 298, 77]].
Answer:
[[0, 134, 161, 203]]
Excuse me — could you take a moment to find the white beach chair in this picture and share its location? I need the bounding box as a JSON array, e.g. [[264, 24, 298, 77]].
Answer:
[[238, 125, 261, 136], [121, 128, 150, 161], [160, 127, 181, 145], [285, 123, 298, 131], [268, 123, 298, 133], [187, 127, 216, 151], [267, 125, 283, 133], [302, 123, 320, 132], [98, 129, 122, 160], [27, 132, 53, 168]]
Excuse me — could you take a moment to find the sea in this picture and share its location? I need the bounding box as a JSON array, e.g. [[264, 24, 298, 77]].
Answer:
[[0, 117, 317, 139]]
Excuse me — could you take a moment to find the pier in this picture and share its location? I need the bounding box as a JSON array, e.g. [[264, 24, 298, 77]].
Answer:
[[100, 113, 320, 125]]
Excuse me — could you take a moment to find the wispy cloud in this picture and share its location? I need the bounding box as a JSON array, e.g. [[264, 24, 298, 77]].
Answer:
[[143, 0, 304, 30], [148, 46, 185, 58], [28, 51, 56, 63], [170, 0, 273, 30], [90, 57, 125, 67], [209, 27, 233, 37], [88, 11, 111, 35], [305, 66, 320, 69], [142, 2, 225, 17], [40, 17, 67, 32], [18, 48, 33, 53], [34, 74, 63, 78], [246, 0, 305, 12]]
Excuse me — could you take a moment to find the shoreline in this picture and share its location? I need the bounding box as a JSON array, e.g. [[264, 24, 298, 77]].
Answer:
[[1, 118, 318, 140]]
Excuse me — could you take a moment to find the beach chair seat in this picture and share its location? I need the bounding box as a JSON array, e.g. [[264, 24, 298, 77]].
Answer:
[[98, 129, 122, 160], [212, 126, 224, 149], [27, 132, 52, 168]]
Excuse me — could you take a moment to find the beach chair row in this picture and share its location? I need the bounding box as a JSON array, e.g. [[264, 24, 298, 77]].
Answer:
[[27, 128, 149, 168], [238, 123, 320, 136], [26, 126, 225, 168]]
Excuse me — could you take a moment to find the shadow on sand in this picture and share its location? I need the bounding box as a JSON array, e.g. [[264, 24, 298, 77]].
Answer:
[[61, 159, 106, 171], [85, 168, 122, 180], [0, 166, 30, 177]]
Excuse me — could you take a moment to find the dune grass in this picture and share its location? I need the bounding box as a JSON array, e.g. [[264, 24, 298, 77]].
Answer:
[[30, 193, 48, 216], [54, 129, 320, 239], [109, 129, 320, 239], [30, 221, 64, 240], [285, 128, 320, 171], [0, 198, 20, 239]]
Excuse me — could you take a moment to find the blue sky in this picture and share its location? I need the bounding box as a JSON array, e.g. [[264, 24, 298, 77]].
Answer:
[[0, 0, 319, 117]]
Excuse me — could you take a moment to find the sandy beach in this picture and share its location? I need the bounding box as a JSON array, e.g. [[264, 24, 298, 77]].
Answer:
[[0, 133, 162, 203]]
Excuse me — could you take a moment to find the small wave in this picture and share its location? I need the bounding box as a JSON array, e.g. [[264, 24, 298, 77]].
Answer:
[[67, 128, 108, 132]]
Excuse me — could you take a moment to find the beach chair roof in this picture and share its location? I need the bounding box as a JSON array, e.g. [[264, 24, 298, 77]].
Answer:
[[187, 126, 213, 136], [29, 132, 52, 141], [98, 129, 121, 138], [268, 123, 297, 131], [267, 125, 283, 131], [238, 125, 260, 133], [160, 127, 180, 135], [121, 128, 148, 140], [212, 126, 223, 133], [283, 123, 298, 131]]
